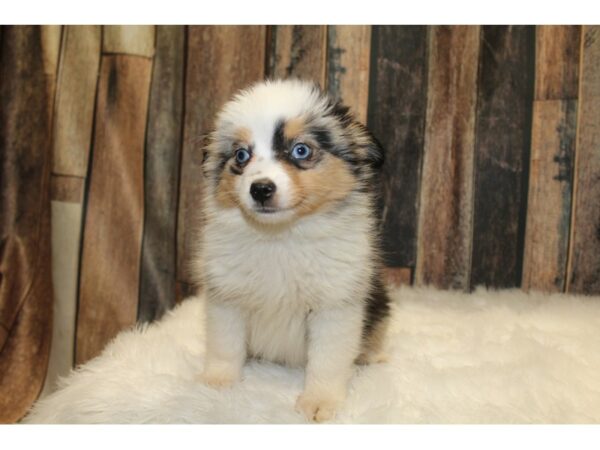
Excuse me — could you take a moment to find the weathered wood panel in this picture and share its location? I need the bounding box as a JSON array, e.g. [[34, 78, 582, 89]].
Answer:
[[470, 26, 535, 289], [535, 25, 581, 101], [522, 26, 580, 293], [367, 25, 429, 269], [139, 26, 185, 322], [40, 25, 62, 114], [42, 199, 83, 397], [383, 267, 412, 287], [567, 26, 600, 295], [415, 26, 480, 289], [45, 26, 101, 388], [327, 25, 371, 123], [523, 101, 577, 292], [50, 175, 85, 203], [76, 55, 152, 365], [52, 26, 101, 177], [268, 25, 327, 86], [177, 26, 266, 289], [0, 26, 54, 423], [103, 25, 155, 57]]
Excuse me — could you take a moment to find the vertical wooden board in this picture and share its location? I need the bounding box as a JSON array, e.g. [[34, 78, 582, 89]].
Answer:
[[46, 26, 99, 383], [41, 199, 83, 397], [41, 25, 62, 78], [415, 26, 480, 290], [177, 26, 266, 287], [327, 25, 371, 124], [522, 26, 580, 293], [471, 26, 535, 289], [0, 26, 54, 423], [76, 55, 152, 365], [269, 25, 327, 86], [102, 25, 155, 57], [535, 26, 581, 101], [567, 26, 600, 295], [367, 25, 429, 268], [139, 26, 184, 323], [523, 100, 577, 292], [383, 267, 412, 288], [41, 24, 62, 113], [53, 26, 101, 177], [43, 174, 84, 396]]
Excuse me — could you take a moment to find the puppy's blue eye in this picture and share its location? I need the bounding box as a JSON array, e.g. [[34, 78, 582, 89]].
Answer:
[[291, 143, 312, 160], [235, 148, 251, 164]]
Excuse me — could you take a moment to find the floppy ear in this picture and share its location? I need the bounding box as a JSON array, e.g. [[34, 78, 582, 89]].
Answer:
[[327, 100, 385, 169]]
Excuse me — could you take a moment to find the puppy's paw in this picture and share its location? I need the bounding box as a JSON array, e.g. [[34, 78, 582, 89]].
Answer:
[[295, 391, 342, 423], [198, 364, 240, 388]]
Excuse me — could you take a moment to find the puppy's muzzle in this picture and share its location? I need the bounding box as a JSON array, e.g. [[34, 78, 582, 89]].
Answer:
[[250, 179, 276, 205]]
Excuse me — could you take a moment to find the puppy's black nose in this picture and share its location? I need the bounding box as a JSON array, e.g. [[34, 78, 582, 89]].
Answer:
[[250, 179, 276, 204]]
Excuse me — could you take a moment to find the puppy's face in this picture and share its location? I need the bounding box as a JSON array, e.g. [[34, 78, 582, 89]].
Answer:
[[204, 80, 383, 226]]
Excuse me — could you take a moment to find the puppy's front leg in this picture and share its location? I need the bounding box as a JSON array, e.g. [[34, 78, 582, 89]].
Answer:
[[296, 305, 363, 422], [200, 300, 246, 388]]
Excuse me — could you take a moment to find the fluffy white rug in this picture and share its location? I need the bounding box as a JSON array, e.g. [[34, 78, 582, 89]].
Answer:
[[24, 287, 600, 423]]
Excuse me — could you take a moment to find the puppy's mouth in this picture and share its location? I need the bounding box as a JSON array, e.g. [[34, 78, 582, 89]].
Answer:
[[253, 205, 293, 214], [251, 200, 303, 217]]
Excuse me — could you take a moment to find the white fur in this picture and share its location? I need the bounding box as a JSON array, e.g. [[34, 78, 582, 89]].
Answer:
[[25, 286, 600, 423], [216, 79, 329, 145]]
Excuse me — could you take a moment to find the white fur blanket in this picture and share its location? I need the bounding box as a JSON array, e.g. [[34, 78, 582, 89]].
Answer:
[[24, 287, 600, 423]]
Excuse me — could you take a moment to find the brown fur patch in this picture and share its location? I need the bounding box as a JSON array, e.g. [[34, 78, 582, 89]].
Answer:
[[215, 161, 239, 208], [283, 117, 306, 141], [283, 152, 356, 217], [233, 126, 252, 145]]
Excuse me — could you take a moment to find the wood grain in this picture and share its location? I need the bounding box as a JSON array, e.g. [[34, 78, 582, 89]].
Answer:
[[76, 55, 152, 364], [470, 26, 535, 289], [567, 26, 600, 295], [535, 26, 581, 101], [522, 26, 581, 293], [41, 25, 62, 113], [44, 26, 100, 390], [268, 25, 327, 86], [52, 26, 101, 177], [44, 173, 85, 394], [102, 25, 155, 57], [0, 25, 54, 423], [139, 26, 184, 322], [367, 25, 429, 269], [523, 101, 577, 292], [327, 25, 371, 123], [50, 175, 85, 203], [415, 26, 480, 290], [178, 26, 266, 287], [42, 200, 83, 397], [383, 267, 412, 288], [41, 26, 62, 76]]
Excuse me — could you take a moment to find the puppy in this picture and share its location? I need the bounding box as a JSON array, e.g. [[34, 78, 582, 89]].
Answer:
[[197, 79, 391, 422]]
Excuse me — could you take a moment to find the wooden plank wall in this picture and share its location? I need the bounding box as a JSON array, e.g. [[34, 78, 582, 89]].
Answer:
[[2, 26, 600, 416]]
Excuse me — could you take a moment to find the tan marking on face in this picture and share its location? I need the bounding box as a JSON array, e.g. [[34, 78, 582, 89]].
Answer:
[[215, 161, 239, 208], [233, 126, 252, 144], [282, 153, 356, 218], [284, 117, 306, 141]]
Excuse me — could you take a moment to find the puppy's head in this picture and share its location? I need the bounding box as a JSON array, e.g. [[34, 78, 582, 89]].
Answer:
[[203, 79, 383, 226]]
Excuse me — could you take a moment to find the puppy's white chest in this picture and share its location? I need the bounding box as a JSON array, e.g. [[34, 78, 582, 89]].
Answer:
[[205, 211, 370, 304], [202, 208, 372, 366]]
